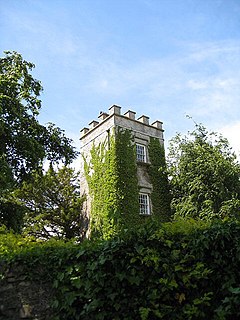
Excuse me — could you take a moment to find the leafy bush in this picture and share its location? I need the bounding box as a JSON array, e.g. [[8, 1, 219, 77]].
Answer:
[[1, 220, 240, 319]]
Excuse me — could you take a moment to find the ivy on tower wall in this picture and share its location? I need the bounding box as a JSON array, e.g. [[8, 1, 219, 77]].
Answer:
[[114, 128, 139, 222], [84, 129, 172, 239], [148, 137, 172, 221], [84, 127, 139, 239]]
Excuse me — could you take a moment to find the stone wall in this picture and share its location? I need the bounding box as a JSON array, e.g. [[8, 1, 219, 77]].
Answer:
[[0, 263, 54, 320]]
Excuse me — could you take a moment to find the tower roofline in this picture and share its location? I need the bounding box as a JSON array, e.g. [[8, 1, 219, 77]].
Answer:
[[80, 105, 164, 140]]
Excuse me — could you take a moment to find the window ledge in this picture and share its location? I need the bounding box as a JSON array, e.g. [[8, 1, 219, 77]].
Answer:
[[136, 161, 151, 167]]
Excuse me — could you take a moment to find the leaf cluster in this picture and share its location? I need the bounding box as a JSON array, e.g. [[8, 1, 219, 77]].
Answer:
[[168, 124, 240, 220], [41, 220, 240, 319], [2, 220, 240, 319]]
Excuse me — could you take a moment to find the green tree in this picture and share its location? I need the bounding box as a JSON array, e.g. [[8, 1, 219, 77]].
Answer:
[[0, 51, 78, 230], [168, 124, 240, 220], [12, 166, 87, 240]]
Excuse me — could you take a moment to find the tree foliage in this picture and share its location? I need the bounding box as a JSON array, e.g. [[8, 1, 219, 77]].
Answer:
[[0, 50, 77, 180], [11, 166, 88, 240], [168, 124, 240, 220], [0, 51, 78, 230]]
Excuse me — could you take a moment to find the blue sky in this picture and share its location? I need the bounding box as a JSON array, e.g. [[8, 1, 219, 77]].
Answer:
[[1, 0, 240, 157]]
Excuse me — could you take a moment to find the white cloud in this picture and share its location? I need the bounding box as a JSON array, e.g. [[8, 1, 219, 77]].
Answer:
[[83, 39, 240, 101], [218, 121, 240, 158], [1, 4, 84, 58], [187, 79, 209, 90], [187, 41, 240, 63], [182, 41, 240, 122]]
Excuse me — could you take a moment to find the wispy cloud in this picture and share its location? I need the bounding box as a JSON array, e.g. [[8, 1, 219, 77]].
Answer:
[[1, 3, 85, 57], [83, 40, 240, 114], [218, 121, 240, 158], [187, 41, 240, 62]]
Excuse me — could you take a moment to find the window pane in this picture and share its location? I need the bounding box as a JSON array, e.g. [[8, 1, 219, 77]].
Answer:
[[136, 144, 146, 162], [139, 193, 150, 215]]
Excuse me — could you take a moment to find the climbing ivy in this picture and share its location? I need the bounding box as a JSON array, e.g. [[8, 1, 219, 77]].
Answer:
[[84, 127, 139, 239], [148, 137, 172, 221], [84, 138, 117, 239], [84, 130, 172, 238], [114, 128, 139, 224]]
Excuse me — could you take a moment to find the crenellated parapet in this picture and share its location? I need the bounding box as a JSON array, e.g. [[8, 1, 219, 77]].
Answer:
[[80, 105, 163, 139]]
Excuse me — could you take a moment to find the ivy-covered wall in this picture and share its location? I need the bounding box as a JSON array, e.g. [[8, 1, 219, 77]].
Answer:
[[84, 128, 171, 238], [148, 137, 172, 221], [84, 128, 139, 239]]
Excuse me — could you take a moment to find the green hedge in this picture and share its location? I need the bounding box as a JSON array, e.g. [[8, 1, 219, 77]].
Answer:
[[1, 220, 240, 319]]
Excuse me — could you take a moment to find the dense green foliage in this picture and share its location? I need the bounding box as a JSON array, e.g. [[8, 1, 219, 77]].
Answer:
[[0, 51, 78, 230], [84, 128, 139, 239], [168, 124, 240, 220], [148, 137, 171, 221], [1, 220, 240, 319], [11, 166, 87, 240], [115, 128, 140, 221]]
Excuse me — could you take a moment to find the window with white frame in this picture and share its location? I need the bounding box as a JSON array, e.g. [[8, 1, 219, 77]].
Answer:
[[139, 193, 150, 215], [136, 144, 146, 162]]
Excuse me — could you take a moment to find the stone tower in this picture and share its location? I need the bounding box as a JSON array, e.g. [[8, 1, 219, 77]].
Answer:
[[79, 105, 165, 223]]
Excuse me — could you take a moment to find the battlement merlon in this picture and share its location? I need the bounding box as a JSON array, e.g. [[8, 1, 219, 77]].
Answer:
[[80, 105, 164, 143]]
